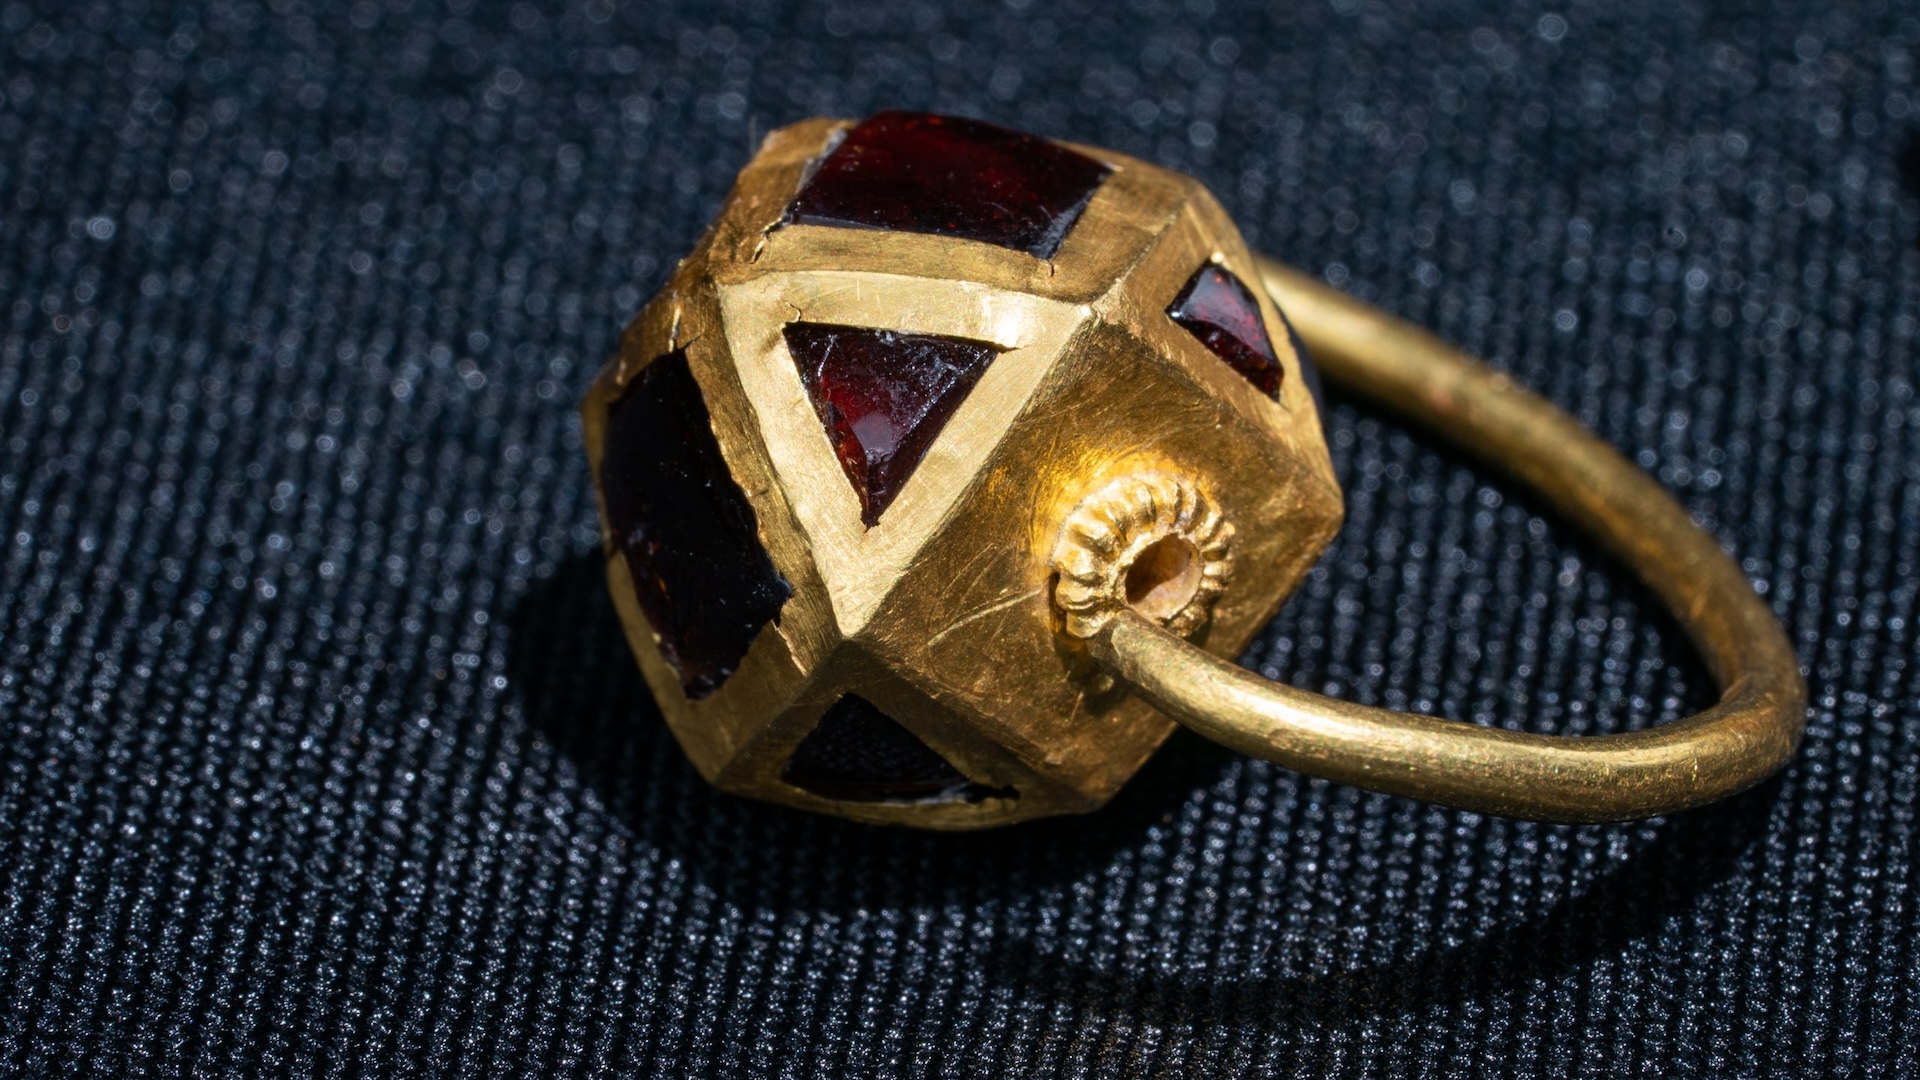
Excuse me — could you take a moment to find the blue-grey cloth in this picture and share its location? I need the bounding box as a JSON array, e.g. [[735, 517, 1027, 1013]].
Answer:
[[2, 1, 1917, 1075]]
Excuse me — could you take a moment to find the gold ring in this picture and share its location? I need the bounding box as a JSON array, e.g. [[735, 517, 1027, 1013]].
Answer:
[[582, 111, 1805, 828]]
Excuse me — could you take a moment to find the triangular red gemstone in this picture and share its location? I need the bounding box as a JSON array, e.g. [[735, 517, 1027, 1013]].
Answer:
[[782, 694, 1013, 804], [784, 323, 1003, 526], [1168, 263, 1285, 398]]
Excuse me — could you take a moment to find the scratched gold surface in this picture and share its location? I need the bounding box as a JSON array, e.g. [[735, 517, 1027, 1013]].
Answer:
[[581, 117, 1339, 827]]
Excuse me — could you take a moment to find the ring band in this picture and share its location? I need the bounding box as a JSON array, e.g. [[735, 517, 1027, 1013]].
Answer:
[[1071, 257, 1806, 824]]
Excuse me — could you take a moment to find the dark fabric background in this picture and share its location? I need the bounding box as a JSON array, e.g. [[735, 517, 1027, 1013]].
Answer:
[[2, 0, 1917, 1075]]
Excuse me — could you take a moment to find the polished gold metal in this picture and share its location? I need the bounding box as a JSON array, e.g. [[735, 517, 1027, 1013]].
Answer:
[[583, 118, 1339, 828], [584, 115, 1804, 829], [1070, 258, 1807, 824]]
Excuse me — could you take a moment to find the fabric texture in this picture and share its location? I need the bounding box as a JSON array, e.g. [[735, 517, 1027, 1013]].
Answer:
[[3, 0, 1918, 1075]]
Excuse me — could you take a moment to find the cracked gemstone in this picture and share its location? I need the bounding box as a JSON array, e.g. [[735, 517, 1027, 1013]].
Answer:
[[600, 351, 791, 699], [783, 110, 1112, 259], [1168, 263, 1285, 398], [782, 694, 1014, 804], [784, 322, 1003, 526]]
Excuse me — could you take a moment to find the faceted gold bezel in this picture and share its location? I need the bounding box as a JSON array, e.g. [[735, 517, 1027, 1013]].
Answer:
[[581, 116, 1342, 827]]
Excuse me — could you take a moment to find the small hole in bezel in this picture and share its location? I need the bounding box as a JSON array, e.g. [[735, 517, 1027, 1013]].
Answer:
[[1123, 536, 1201, 623]]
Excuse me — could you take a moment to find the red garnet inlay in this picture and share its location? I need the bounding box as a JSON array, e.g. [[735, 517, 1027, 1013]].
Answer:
[[600, 351, 791, 699], [784, 323, 1003, 527], [1167, 263, 1285, 398], [784, 110, 1112, 259], [782, 694, 1014, 804]]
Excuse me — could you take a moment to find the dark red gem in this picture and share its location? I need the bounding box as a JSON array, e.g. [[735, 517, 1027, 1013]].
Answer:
[[600, 351, 791, 699], [782, 694, 1014, 804], [784, 110, 1112, 259], [1167, 264, 1285, 398], [783, 323, 1002, 527]]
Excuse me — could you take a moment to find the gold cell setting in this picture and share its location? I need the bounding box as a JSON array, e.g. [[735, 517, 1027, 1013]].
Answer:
[[582, 111, 1337, 828]]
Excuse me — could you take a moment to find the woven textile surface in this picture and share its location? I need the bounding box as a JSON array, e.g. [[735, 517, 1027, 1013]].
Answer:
[[3, 0, 1918, 1075]]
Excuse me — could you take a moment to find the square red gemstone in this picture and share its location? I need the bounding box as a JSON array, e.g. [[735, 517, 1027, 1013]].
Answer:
[[600, 352, 791, 698], [783, 110, 1112, 259]]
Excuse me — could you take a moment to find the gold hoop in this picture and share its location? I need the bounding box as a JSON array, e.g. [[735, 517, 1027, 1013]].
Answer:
[[1071, 256, 1807, 824]]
